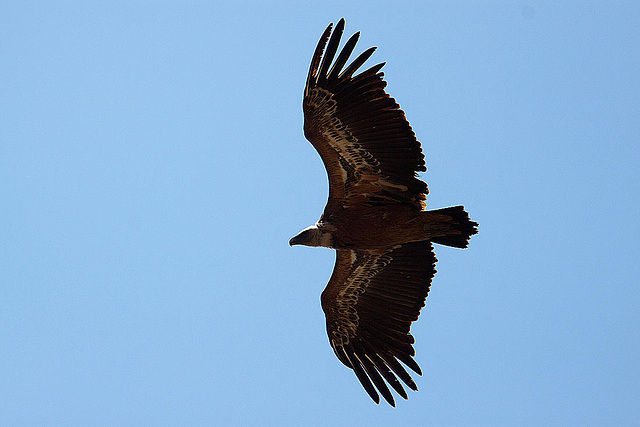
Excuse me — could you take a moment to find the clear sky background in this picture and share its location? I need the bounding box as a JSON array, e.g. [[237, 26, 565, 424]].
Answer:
[[1, 1, 638, 425]]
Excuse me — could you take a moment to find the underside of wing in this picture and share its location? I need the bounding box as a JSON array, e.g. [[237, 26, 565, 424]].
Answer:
[[303, 19, 428, 211], [320, 241, 437, 406]]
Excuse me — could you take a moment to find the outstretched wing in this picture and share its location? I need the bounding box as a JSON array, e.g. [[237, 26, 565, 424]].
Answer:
[[303, 19, 428, 212], [320, 241, 437, 406]]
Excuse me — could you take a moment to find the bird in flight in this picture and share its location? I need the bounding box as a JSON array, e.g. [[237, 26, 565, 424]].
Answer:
[[289, 19, 478, 406]]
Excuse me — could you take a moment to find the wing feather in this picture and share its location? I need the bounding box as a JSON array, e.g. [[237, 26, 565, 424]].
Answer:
[[320, 241, 437, 405], [317, 19, 344, 88], [360, 339, 409, 400], [343, 344, 380, 404], [305, 23, 332, 97], [328, 31, 360, 81], [352, 341, 396, 406], [303, 19, 428, 211]]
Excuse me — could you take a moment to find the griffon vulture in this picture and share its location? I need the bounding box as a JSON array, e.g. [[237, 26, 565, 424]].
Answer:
[[289, 19, 478, 406]]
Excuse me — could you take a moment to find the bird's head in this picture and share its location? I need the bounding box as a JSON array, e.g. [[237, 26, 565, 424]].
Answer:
[[289, 225, 333, 247]]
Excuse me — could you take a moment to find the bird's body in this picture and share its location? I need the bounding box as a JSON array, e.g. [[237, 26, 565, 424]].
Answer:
[[296, 205, 473, 250], [290, 19, 478, 406]]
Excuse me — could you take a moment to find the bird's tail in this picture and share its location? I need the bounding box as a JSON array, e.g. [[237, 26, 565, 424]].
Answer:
[[426, 206, 478, 249]]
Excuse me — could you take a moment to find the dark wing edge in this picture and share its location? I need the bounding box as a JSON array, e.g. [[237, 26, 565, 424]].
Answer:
[[320, 241, 437, 406], [303, 19, 429, 211]]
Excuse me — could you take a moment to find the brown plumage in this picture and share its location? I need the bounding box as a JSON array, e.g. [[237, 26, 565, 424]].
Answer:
[[289, 19, 478, 406]]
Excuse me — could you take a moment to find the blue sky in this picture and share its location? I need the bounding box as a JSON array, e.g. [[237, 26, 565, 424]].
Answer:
[[1, 1, 638, 425]]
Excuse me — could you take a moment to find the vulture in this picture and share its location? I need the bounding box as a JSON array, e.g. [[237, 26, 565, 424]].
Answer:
[[289, 19, 478, 406]]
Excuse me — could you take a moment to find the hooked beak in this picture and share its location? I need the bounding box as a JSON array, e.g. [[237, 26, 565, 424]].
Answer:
[[289, 226, 316, 247], [289, 235, 301, 246], [289, 229, 309, 246]]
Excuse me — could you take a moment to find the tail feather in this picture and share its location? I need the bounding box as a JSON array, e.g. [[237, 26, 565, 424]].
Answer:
[[428, 206, 478, 248]]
